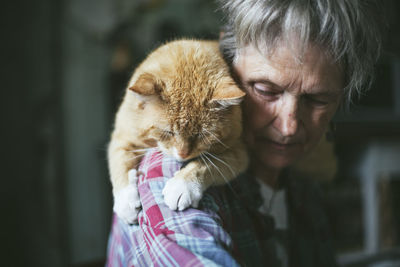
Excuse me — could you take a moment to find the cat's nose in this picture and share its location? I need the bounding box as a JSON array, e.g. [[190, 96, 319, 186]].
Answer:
[[178, 150, 190, 159]]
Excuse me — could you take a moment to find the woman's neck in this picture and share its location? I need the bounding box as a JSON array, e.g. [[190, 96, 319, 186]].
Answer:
[[251, 161, 282, 189]]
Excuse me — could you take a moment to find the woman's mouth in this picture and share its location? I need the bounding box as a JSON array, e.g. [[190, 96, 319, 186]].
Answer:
[[268, 140, 296, 150], [257, 138, 302, 152]]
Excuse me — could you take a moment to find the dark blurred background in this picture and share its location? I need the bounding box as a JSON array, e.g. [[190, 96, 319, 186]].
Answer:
[[1, 0, 399, 266]]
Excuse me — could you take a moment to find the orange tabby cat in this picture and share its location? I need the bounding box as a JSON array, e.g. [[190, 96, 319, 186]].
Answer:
[[108, 39, 249, 224]]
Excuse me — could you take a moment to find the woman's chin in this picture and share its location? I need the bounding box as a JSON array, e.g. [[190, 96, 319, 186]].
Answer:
[[253, 149, 300, 170]]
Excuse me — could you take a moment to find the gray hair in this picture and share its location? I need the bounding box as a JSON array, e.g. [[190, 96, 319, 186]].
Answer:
[[218, 0, 384, 104]]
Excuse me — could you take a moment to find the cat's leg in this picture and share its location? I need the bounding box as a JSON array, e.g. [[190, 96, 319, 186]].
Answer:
[[112, 169, 142, 224], [163, 140, 249, 211], [108, 137, 145, 224], [162, 163, 207, 211]]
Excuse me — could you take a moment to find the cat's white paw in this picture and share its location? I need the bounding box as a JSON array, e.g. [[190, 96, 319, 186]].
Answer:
[[162, 176, 204, 211], [113, 169, 142, 224]]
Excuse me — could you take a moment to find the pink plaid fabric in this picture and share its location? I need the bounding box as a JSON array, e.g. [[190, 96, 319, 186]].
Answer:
[[106, 149, 239, 267]]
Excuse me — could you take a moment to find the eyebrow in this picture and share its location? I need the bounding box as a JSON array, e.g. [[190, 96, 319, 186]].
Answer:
[[316, 91, 340, 96], [244, 71, 343, 95], [247, 78, 342, 97], [304, 91, 342, 100]]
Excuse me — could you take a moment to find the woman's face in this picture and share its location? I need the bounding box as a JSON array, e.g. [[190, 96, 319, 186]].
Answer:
[[234, 44, 343, 171]]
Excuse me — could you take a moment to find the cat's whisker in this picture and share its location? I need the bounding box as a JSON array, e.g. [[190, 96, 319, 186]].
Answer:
[[204, 151, 236, 176], [126, 152, 146, 159], [126, 147, 164, 164], [199, 132, 212, 146], [128, 147, 155, 153], [147, 158, 164, 167], [203, 128, 229, 149], [127, 154, 148, 161], [144, 156, 179, 171], [200, 153, 213, 177], [203, 153, 240, 199], [201, 154, 217, 184], [203, 153, 229, 184]]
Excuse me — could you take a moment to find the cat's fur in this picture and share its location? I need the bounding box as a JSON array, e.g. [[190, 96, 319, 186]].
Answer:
[[108, 39, 249, 223]]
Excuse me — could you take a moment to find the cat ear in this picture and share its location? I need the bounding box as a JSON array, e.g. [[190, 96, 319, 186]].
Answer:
[[211, 85, 246, 107], [129, 73, 161, 96]]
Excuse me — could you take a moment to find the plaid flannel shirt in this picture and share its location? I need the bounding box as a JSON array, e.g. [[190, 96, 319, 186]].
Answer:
[[106, 149, 337, 267]]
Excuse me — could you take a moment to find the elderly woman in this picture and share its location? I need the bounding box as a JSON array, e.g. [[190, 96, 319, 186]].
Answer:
[[106, 0, 382, 266]]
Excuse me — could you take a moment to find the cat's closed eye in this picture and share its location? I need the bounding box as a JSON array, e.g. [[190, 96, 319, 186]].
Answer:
[[163, 130, 174, 136], [158, 129, 174, 140]]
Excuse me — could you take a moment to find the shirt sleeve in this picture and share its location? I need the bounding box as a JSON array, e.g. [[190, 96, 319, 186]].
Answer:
[[106, 149, 240, 267]]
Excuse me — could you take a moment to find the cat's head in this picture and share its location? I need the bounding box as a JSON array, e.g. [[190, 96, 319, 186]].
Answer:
[[129, 70, 245, 162]]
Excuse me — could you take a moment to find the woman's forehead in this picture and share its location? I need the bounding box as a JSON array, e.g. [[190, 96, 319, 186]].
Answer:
[[234, 44, 344, 94]]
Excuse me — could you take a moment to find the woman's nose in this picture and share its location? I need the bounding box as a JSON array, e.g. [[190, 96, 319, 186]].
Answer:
[[274, 94, 299, 137]]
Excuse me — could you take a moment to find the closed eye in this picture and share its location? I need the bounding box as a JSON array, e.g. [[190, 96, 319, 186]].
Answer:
[[252, 82, 281, 100], [304, 95, 329, 106], [163, 130, 174, 136], [159, 129, 174, 140]]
